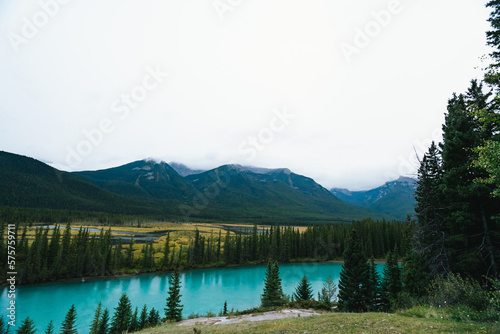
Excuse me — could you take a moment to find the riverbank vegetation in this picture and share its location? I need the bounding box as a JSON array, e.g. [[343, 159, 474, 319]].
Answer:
[[0, 218, 405, 285]]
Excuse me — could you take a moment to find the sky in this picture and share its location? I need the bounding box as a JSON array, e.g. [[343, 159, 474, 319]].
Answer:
[[0, 0, 494, 191]]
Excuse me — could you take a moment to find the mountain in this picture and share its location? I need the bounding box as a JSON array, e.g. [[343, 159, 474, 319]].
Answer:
[[0, 151, 398, 223], [74, 159, 196, 203], [169, 162, 206, 177], [183, 164, 393, 223], [330, 177, 417, 221], [0, 151, 156, 214]]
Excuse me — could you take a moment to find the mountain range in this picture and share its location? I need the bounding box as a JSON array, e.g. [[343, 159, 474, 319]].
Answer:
[[0, 151, 415, 224], [330, 177, 417, 221]]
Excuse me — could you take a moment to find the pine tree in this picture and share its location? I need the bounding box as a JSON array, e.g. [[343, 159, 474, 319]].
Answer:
[[366, 258, 381, 311], [126, 238, 135, 269], [45, 320, 55, 334], [90, 302, 102, 334], [338, 229, 370, 312], [60, 304, 77, 334], [381, 251, 402, 311], [16, 317, 36, 334], [402, 250, 431, 298], [148, 308, 161, 327], [318, 275, 337, 305], [0, 317, 10, 334], [139, 305, 148, 330], [293, 275, 313, 301], [260, 261, 285, 307], [129, 307, 139, 332], [414, 142, 450, 277], [440, 88, 500, 280], [97, 308, 109, 334], [486, 0, 500, 86], [223, 301, 228, 316], [161, 233, 170, 269], [165, 267, 183, 322], [110, 294, 132, 333]]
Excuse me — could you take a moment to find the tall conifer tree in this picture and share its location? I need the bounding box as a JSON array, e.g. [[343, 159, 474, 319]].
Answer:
[[338, 230, 370, 312]]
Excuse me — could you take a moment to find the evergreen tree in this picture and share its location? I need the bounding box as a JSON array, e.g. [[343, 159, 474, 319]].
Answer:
[[260, 261, 285, 307], [90, 302, 102, 334], [161, 233, 170, 269], [414, 142, 450, 276], [381, 251, 402, 311], [486, 0, 500, 86], [165, 267, 183, 322], [139, 305, 148, 330], [45, 321, 55, 334], [293, 275, 313, 301], [402, 250, 431, 298], [126, 238, 134, 269], [129, 307, 139, 332], [338, 230, 370, 312], [148, 308, 161, 327], [110, 294, 132, 334], [223, 301, 228, 316], [366, 257, 381, 311], [318, 275, 337, 305], [440, 89, 500, 280], [60, 304, 77, 334], [16, 317, 36, 334], [0, 317, 10, 334], [97, 308, 109, 334]]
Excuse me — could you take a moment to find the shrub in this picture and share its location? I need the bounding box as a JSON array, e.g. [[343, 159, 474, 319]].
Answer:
[[428, 273, 489, 312]]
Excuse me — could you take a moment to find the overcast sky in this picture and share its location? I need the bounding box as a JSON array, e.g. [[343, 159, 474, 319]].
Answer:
[[0, 0, 493, 191]]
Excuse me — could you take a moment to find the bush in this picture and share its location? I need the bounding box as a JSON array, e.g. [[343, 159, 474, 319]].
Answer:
[[395, 291, 423, 310], [428, 273, 489, 312], [187, 310, 217, 319]]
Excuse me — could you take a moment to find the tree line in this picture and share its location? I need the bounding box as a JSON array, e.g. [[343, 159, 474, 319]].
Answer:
[[402, 0, 500, 291], [0, 218, 406, 284]]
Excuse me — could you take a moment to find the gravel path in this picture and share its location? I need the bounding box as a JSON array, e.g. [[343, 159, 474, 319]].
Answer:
[[176, 309, 321, 327]]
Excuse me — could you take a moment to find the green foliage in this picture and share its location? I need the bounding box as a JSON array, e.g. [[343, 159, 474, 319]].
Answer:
[[223, 301, 228, 316], [139, 305, 149, 330], [44, 321, 55, 334], [16, 317, 36, 334], [165, 267, 183, 322], [129, 307, 139, 332], [293, 275, 314, 301], [381, 250, 402, 311], [428, 273, 490, 312], [338, 230, 370, 312], [148, 308, 161, 327], [261, 261, 285, 307], [0, 317, 10, 334], [317, 275, 337, 306], [90, 302, 102, 334], [366, 258, 381, 311], [402, 251, 432, 298], [97, 308, 109, 334], [60, 304, 77, 334], [110, 294, 132, 333]]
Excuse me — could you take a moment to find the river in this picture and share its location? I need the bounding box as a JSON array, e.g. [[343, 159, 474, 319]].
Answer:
[[1, 262, 382, 332]]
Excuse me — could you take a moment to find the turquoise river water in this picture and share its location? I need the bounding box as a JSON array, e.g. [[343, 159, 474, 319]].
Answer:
[[1, 262, 382, 332]]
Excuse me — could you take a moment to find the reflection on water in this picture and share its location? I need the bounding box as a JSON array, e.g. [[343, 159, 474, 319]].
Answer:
[[0, 263, 382, 332]]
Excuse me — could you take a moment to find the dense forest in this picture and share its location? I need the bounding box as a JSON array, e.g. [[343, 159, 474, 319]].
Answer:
[[0, 218, 405, 284]]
